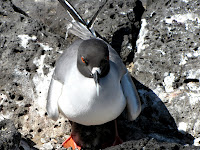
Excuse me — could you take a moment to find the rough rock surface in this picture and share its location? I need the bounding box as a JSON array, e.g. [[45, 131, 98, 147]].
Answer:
[[104, 138, 197, 150], [0, 119, 21, 149], [0, 0, 71, 149], [0, 0, 200, 149], [132, 0, 200, 147]]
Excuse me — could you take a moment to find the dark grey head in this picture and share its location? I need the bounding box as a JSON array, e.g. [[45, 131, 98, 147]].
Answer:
[[77, 39, 110, 84]]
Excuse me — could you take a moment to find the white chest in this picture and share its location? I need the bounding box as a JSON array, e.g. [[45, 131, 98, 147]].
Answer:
[[58, 64, 126, 125]]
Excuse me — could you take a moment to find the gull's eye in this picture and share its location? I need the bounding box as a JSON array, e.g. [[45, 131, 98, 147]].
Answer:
[[81, 56, 88, 65]]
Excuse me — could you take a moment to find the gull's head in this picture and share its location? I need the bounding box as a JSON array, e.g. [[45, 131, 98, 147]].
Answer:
[[77, 39, 110, 95]]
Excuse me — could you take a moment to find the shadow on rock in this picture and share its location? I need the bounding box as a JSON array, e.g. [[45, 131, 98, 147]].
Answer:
[[110, 0, 145, 64], [0, 119, 39, 150], [19, 138, 39, 150], [117, 77, 194, 146], [0, 119, 21, 150]]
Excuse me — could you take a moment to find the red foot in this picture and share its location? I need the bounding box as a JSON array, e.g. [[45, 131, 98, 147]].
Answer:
[[62, 136, 81, 150], [112, 135, 123, 146]]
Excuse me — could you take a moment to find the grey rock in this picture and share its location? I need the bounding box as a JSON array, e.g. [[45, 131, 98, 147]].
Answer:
[[132, 0, 200, 146], [0, 0, 70, 149], [0, 119, 21, 150], [104, 138, 198, 150]]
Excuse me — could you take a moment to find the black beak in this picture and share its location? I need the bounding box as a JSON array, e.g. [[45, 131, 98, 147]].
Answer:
[[93, 71, 100, 84]]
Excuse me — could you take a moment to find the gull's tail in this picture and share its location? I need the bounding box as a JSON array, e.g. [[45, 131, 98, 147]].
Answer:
[[58, 0, 107, 40]]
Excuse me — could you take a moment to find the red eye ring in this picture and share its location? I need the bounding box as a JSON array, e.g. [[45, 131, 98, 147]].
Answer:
[[81, 56, 88, 65], [81, 56, 85, 63]]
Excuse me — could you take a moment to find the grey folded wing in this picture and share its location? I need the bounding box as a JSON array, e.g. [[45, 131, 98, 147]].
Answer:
[[121, 71, 141, 121]]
